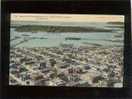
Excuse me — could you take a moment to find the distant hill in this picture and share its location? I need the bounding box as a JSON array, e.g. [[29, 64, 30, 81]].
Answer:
[[11, 20, 111, 28], [107, 22, 124, 25], [13, 25, 113, 33]]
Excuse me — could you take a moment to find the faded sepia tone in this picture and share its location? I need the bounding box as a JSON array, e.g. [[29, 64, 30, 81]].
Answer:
[[9, 14, 124, 87]]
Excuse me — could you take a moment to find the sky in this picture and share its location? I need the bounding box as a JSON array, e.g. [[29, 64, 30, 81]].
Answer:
[[11, 13, 124, 23]]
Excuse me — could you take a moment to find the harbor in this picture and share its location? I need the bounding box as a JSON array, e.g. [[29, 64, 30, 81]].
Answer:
[[9, 14, 124, 87]]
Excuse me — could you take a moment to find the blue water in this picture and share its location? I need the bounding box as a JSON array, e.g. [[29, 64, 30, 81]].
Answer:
[[10, 24, 124, 48]]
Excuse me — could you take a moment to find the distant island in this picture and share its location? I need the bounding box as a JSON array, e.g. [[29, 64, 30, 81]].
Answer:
[[65, 37, 81, 40], [107, 25, 124, 29], [13, 25, 113, 33], [107, 22, 124, 25], [106, 22, 124, 29]]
